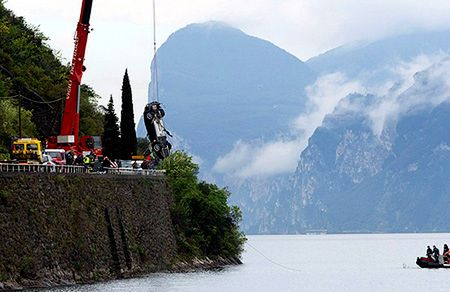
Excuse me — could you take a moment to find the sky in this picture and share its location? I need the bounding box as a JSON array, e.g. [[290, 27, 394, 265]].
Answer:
[[5, 0, 450, 126]]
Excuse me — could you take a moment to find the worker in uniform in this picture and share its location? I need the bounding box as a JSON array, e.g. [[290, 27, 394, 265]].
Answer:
[[83, 155, 91, 170]]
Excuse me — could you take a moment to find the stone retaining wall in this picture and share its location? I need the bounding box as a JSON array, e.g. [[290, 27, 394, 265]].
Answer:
[[0, 173, 177, 289]]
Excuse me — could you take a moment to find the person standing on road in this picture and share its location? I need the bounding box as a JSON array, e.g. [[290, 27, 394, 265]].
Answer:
[[83, 155, 91, 170]]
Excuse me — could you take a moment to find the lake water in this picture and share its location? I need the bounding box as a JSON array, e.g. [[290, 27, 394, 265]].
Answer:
[[47, 233, 450, 292]]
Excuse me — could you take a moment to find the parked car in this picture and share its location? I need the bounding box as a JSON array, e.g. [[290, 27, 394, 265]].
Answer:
[[44, 149, 66, 165], [41, 154, 57, 166]]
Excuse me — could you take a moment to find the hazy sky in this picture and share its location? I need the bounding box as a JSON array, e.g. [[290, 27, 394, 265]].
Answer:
[[5, 0, 450, 124]]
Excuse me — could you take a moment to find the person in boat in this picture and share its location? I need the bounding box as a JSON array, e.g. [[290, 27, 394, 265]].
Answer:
[[426, 246, 433, 259], [443, 244, 449, 263], [433, 245, 440, 263]]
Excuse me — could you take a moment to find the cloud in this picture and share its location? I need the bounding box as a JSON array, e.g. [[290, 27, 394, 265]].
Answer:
[[213, 139, 301, 178], [213, 73, 364, 178], [367, 54, 450, 136], [214, 54, 450, 179], [293, 73, 365, 138]]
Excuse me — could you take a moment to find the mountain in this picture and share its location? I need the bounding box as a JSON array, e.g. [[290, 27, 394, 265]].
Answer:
[[307, 29, 450, 81], [258, 58, 450, 233], [232, 32, 450, 234], [137, 23, 450, 234], [137, 22, 316, 165]]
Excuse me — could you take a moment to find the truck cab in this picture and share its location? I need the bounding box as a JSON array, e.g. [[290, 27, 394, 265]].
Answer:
[[11, 138, 43, 163]]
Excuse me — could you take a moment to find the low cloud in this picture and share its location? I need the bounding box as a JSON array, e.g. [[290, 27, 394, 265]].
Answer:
[[213, 73, 364, 178], [213, 139, 302, 178], [214, 54, 450, 179], [368, 54, 450, 136]]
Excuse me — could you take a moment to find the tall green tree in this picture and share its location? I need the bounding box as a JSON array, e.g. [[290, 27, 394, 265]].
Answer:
[[102, 95, 121, 159], [119, 69, 137, 159]]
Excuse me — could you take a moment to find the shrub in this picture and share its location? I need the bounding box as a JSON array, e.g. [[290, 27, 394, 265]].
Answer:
[[159, 151, 246, 258]]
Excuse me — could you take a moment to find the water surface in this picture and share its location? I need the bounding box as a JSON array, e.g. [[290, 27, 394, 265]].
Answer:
[[48, 233, 450, 291]]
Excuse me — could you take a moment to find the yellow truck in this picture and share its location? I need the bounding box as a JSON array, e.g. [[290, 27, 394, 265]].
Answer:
[[11, 138, 43, 163]]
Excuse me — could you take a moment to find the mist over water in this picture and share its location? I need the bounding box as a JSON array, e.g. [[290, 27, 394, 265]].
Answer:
[[45, 234, 450, 292]]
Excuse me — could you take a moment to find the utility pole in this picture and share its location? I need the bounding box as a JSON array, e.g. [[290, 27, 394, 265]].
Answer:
[[18, 92, 22, 138]]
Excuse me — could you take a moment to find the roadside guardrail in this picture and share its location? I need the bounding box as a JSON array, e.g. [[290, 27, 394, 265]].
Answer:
[[0, 163, 166, 176], [0, 163, 87, 173], [103, 167, 166, 176]]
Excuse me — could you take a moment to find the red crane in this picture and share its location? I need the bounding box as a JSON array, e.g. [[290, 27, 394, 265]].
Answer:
[[48, 0, 102, 156]]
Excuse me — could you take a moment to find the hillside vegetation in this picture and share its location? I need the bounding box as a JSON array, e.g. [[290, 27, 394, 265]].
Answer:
[[0, 2, 103, 158], [159, 151, 246, 259]]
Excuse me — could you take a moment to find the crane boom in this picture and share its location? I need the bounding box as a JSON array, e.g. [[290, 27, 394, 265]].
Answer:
[[58, 0, 93, 144]]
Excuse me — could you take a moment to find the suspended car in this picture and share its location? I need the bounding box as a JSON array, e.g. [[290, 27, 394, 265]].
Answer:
[[143, 101, 172, 160]]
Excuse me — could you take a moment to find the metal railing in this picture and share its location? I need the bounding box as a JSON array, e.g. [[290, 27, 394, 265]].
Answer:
[[104, 167, 166, 176], [0, 163, 166, 176], [0, 163, 87, 173]]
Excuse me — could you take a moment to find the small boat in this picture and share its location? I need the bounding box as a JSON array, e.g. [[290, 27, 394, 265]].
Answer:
[[416, 257, 450, 269]]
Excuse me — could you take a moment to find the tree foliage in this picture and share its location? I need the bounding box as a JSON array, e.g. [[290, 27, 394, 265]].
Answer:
[[102, 95, 121, 159], [159, 151, 246, 258], [0, 4, 68, 137], [0, 99, 36, 159], [79, 85, 104, 136], [0, 3, 104, 157], [119, 69, 137, 159]]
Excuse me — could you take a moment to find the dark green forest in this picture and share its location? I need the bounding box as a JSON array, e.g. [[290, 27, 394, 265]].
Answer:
[[0, 2, 103, 159]]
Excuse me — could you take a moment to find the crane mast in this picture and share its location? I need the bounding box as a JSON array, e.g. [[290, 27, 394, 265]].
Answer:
[[58, 0, 93, 145]]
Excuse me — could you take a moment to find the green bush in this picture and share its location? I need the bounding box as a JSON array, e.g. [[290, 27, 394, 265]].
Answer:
[[159, 151, 246, 259]]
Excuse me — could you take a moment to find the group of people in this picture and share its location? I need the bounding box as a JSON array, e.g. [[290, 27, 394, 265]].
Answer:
[[64, 149, 160, 172], [65, 150, 97, 167], [426, 244, 450, 263], [65, 151, 121, 171]]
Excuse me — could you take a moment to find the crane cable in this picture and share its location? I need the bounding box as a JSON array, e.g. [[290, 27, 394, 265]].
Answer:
[[152, 0, 160, 102], [246, 242, 302, 273]]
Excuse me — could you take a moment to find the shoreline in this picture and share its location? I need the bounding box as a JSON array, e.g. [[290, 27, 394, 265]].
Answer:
[[0, 256, 243, 290]]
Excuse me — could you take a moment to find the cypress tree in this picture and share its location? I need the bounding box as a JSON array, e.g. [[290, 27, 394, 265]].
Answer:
[[102, 95, 121, 159], [119, 69, 137, 159]]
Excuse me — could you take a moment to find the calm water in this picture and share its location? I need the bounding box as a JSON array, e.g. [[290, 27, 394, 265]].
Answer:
[[46, 234, 450, 292]]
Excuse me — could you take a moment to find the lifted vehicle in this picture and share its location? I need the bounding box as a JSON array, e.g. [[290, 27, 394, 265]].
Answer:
[[143, 101, 172, 160]]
